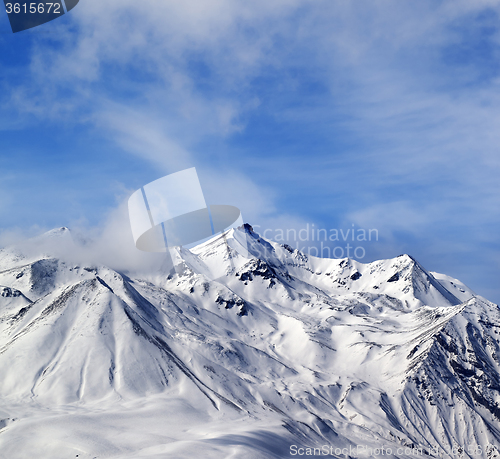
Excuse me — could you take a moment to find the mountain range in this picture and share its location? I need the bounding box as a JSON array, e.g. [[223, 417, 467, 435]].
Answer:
[[0, 224, 499, 459]]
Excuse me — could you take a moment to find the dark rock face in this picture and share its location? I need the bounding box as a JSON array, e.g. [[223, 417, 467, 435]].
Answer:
[[215, 295, 248, 316], [387, 272, 400, 282], [1, 287, 21, 298], [350, 272, 362, 281], [237, 259, 278, 284]]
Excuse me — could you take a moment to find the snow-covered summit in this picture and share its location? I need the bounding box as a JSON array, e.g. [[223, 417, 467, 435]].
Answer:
[[0, 224, 498, 458], [185, 224, 465, 310]]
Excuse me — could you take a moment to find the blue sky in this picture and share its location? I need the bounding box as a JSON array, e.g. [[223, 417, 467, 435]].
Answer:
[[0, 0, 499, 303]]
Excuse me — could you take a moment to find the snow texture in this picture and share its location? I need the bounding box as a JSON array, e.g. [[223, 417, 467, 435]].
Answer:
[[0, 224, 499, 458]]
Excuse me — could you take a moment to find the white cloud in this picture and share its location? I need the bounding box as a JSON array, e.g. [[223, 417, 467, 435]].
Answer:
[[1, 199, 168, 275], [94, 104, 194, 173]]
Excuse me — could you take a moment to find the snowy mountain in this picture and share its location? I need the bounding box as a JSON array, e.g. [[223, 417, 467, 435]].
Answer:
[[0, 224, 499, 459]]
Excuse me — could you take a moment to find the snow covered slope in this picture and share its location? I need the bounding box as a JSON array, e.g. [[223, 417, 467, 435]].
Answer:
[[0, 224, 499, 458]]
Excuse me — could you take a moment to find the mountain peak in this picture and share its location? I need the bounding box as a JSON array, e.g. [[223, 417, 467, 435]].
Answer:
[[0, 222, 498, 458], [26, 227, 73, 245], [185, 225, 463, 309], [43, 226, 71, 236], [242, 223, 254, 233], [397, 253, 416, 262]]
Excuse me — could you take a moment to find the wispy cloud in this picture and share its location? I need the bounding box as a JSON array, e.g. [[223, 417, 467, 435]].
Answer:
[[1, 0, 499, 301]]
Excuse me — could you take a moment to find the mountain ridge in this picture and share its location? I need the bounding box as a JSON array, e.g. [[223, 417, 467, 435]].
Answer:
[[0, 225, 499, 458]]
